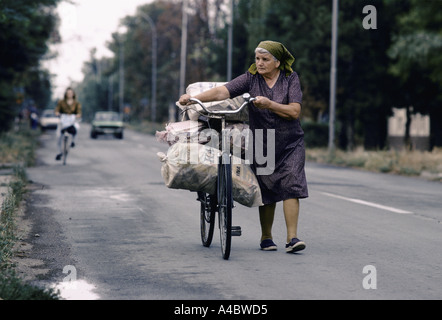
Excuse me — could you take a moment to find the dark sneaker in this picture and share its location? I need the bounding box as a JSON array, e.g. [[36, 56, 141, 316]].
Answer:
[[285, 238, 306, 253], [71, 142, 75, 148], [260, 239, 277, 251], [55, 153, 62, 161]]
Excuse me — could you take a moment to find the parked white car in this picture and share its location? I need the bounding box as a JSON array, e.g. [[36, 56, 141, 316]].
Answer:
[[39, 109, 59, 131]]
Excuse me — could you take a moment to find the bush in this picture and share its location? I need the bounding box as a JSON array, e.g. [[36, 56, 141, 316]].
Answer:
[[302, 121, 329, 148], [0, 129, 37, 166], [0, 128, 60, 299], [0, 270, 59, 300], [306, 147, 442, 180]]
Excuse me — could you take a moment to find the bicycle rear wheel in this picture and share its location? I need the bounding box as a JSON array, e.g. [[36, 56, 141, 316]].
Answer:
[[218, 155, 232, 260], [198, 191, 216, 247]]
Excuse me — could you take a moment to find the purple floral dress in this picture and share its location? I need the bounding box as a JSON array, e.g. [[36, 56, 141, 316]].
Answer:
[[225, 71, 308, 204]]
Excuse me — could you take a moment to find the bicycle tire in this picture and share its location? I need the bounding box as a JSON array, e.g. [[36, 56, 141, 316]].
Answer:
[[198, 191, 216, 247], [218, 154, 232, 260], [62, 135, 68, 165]]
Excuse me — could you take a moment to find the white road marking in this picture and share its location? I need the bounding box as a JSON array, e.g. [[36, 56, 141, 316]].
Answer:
[[321, 192, 413, 214]]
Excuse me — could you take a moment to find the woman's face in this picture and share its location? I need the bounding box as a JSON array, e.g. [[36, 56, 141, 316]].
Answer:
[[66, 89, 74, 99], [255, 52, 280, 76]]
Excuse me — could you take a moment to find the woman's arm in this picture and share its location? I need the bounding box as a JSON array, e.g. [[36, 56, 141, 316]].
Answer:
[[54, 100, 62, 116], [75, 102, 82, 119], [179, 86, 230, 105], [253, 96, 301, 120]]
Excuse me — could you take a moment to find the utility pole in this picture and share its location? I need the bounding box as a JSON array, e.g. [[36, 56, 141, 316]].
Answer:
[[328, 0, 338, 152], [118, 31, 125, 115], [179, 0, 188, 101], [139, 12, 157, 123], [108, 74, 113, 111], [227, 0, 233, 81]]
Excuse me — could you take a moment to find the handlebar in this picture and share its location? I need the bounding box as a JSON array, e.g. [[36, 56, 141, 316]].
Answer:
[[189, 93, 256, 116]]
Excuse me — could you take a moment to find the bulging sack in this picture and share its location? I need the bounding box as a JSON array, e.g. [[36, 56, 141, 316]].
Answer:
[[156, 121, 252, 162], [157, 143, 218, 195], [157, 143, 262, 207], [231, 163, 263, 208]]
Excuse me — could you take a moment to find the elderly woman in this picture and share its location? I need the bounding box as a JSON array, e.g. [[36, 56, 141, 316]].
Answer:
[[179, 40, 308, 253]]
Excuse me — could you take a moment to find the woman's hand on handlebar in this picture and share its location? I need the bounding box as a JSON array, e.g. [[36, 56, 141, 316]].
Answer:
[[252, 96, 271, 110], [179, 94, 193, 106]]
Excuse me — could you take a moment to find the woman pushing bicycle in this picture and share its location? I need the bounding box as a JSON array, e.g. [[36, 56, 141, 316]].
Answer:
[[180, 40, 308, 254]]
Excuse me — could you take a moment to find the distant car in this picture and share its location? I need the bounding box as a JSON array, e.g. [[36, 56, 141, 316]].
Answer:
[[90, 111, 124, 139], [39, 109, 59, 131]]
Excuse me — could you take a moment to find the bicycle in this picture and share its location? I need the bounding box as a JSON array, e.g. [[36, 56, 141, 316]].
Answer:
[[189, 93, 256, 260], [59, 114, 78, 166]]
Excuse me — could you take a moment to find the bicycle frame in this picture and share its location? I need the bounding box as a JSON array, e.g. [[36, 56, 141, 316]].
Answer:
[[191, 93, 255, 259], [59, 114, 77, 166], [190, 93, 256, 163]]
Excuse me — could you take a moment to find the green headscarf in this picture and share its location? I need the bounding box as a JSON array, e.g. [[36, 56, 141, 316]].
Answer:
[[248, 40, 295, 76]]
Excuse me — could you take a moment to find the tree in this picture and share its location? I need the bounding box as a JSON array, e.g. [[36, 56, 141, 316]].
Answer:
[[234, 0, 439, 150], [0, 0, 60, 132], [74, 0, 442, 150], [77, 0, 233, 123], [388, 0, 442, 149], [334, 0, 402, 150]]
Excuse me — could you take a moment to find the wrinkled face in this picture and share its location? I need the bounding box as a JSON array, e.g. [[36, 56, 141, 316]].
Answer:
[[255, 52, 280, 76]]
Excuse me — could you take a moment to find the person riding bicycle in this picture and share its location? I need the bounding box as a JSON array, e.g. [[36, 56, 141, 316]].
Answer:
[[55, 87, 82, 161], [180, 40, 308, 254]]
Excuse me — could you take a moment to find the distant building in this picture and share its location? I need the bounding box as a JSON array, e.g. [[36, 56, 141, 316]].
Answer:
[[388, 108, 430, 151]]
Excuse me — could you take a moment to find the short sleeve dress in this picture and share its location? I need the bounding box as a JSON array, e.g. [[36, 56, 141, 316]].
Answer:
[[225, 71, 308, 204]]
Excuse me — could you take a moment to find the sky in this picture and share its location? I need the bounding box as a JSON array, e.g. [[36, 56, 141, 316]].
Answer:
[[43, 0, 152, 99]]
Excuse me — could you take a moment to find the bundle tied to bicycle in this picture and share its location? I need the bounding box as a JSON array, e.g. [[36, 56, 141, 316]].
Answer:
[[156, 82, 263, 208]]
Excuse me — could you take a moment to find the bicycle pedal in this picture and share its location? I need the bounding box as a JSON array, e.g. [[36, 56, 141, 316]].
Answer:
[[231, 226, 242, 237]]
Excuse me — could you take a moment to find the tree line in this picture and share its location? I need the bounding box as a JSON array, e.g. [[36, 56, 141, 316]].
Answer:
[[77, 0, 441, 150], [1, 0, 440, 150], [0, 0, 61, 133]]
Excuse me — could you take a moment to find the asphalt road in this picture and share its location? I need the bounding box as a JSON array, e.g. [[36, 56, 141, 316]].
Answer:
[[25, 124, 442, 300]]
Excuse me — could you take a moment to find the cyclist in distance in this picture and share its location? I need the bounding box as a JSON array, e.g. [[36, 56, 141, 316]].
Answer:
[[55, 87, 82, 161], [180, 40, 308, 254]]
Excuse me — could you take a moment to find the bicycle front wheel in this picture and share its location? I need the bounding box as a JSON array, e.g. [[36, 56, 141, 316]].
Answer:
[[62, 135, 69, 165], [198, 191, 216, 247], [218, 155, 232, 260]]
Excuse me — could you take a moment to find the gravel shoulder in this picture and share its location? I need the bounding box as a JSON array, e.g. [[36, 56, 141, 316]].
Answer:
[[11, 181, 74, 289]]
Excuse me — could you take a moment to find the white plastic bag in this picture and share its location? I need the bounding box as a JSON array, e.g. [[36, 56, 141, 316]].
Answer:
[[56, 114, 79, 138], [176, 82, 249, 122]]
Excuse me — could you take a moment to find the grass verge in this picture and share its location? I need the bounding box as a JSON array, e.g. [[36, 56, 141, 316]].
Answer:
[[0, 128, 60, 300], [306, 147, 442, 181]]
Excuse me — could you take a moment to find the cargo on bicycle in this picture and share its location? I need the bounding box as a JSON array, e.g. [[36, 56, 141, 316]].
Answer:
[[156, 83, 262, 260]]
